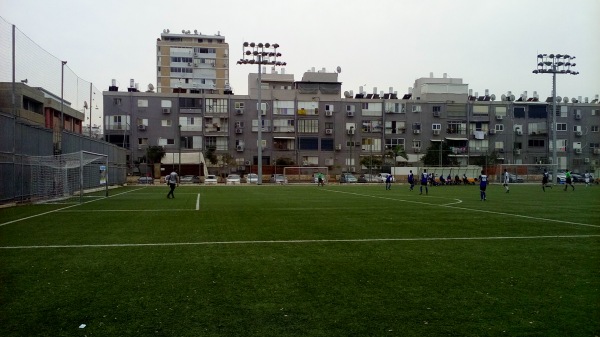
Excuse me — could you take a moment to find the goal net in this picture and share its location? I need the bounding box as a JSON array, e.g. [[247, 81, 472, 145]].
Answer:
[[493, 163, 558, 184], [25, 151, 109, 204], [283, 167, 329, 184]]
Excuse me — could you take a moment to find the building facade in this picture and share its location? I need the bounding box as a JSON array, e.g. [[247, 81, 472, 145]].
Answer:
[[102, 71, 600, 177], [156, 29, 230, 95]]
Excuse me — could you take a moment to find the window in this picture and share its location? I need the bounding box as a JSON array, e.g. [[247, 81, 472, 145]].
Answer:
[[473, 105, 489, 115], [297, 137, 319, 150], [234, 102, 245, 110], [494, 106, 507, 117], [162, 119, 172, 127], [433, 106, 441, 113], [528, 139, 545, 147], [560, 106, 568, 117], [513, 107, 525, 118], [362, 120, 383, 133], [412, 140, 421, 148], [528, 122, 547, 135], [137, 99, 148, 108], [494, 141, 504, 150], [556, 123, 567, 131], [361, 138, 381, 151], [432, 123, 441, 130], [495, 124, 504, 132], [113, 98, 122, 106], [591, 126, 599, 132], [412, 122, 421, 130], [346, 105, 356, 113], [273, 119, 295, 133], [206, 98, 228, 113], [385, 121, 406, 134], [385, 138, 405, 150], [411, 105, 422, 113], [274, 101, 294, 115], [161, 100, 172, 108], [321, 138, 334, 151], [297, 119, 318, 133], [385, 102, 402, 113]]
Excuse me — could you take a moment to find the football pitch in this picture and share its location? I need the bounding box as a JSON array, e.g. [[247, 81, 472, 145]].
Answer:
[[1, 183, 599, 336]]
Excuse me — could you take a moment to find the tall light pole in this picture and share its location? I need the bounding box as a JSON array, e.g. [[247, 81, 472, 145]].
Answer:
[[60, 60, 67, 154], [237, 42, 286, 184], [533, 54, 579, 184]]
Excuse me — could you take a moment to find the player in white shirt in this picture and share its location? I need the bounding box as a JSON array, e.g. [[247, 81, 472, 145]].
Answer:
[[502, 169, 510, 193]]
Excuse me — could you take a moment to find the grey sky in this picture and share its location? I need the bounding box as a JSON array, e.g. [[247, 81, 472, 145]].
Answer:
[[1, 0, 599, 100]]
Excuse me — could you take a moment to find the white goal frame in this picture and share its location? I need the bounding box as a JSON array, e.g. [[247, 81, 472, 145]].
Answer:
[[494, 163, 558, 184], [282, 167, 329, 184]]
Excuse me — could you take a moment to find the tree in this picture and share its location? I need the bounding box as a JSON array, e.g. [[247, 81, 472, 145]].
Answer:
[[421, 142, 458, 166], [205, 146, 218, 165], [470, 150, 501, 167], [146, 146, 165, 164], [360, 155, 382, 170]]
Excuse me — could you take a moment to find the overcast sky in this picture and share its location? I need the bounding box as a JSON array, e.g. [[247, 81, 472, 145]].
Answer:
[[2, 0, 599, 101]]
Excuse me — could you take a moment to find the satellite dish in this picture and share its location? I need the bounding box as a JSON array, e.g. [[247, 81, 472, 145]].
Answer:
[[166, 29, 169, 33], [336, 66, 342, 73], [194, 29, 198, 34], [148, 83, 154, 91], [182, 30, 185, 33], [163, 29, 166, 33], [556, 96, 562, 102], [509, 94, 515, 101], [490, 94, 496, 101], [501, 94, 507, 101], [563, 96, 569, 103], [571, 97, 577, 103], [343, 91, 351, 98]]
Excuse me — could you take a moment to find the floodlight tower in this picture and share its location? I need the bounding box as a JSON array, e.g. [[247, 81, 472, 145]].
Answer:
[[237, 42, 286, 184], [532, 53, 578, 184]]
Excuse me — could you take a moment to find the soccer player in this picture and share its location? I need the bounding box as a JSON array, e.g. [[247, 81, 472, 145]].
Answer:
[[502, 169, 510, 193], [408, 170, 415, 191], [542, 168, 552, 192], [479, 170, 488, 201], [166, 170, 179, 199], [385, 174, 392, 190], [317, 172, 325, 186], [564, 169, 575, 191], [584, 171, 591, 187], [420, 169, 429, 195]]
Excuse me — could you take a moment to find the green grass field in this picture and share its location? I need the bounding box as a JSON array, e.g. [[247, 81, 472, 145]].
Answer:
[[1, 182, 599, 337]]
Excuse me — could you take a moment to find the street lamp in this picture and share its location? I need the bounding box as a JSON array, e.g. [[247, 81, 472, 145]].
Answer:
[[237, 42, 286, 184], [349, 126, 355, 172], [533, 53, 579, 184], [59, 60, 67, 154]]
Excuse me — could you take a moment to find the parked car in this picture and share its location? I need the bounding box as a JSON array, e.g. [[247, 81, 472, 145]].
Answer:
[[377, 173, 395, 183], [180, 175, 200, 184], [270, 174, 288, 184], [508, 174, 524, 183], [204, 175, 218, 185], [226, 174, 241, 185], [138, 176, 154, 184], [359, 174, 379, 183], [570, 172, 584, 183], [340, 173, 358, 183], [245, 173, 258, 184]]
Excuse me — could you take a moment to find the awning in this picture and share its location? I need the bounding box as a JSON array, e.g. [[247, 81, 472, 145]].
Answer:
[[397, 154, 424, 162], [430, 139, 443, 142], [274, 136, 296, 139], [162, 152, 205, 165], [445, 137, 469, 141]]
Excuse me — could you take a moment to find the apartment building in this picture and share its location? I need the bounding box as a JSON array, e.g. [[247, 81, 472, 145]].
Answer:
[[156, 29, 229, 95], [102, 71, 600, 177]]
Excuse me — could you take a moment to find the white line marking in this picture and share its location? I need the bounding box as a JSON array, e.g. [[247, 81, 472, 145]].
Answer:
[[0, 188, 144, 227], [1, 235, 598, 249], [196, 193, 200, 211], [323, 189, 600, 228], [58, 209, 195, 212]]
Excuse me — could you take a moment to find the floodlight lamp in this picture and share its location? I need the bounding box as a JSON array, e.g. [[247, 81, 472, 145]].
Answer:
[[556, 54, 562, 58], [549, 54, 555, 58], [538, 62, 544, 66], [253, 51, 259, 56], [537, 54, 544, 58], [571, 63, 576, 67], [265, 43, 270, 48], [250, 42, 256, 47], [245, 50, 252, 55], [565, 70, 571, 74], [532, 70, 539, 74], [557, 62, 564, 66], [257, 43, 263, 48], [243, 42, 249, 47], [282, 62, 287, 66], [276, 52, 282, 57], [565, 62, 571, 66], [544, 61, 552, 66], [272, 43, 279, 48]]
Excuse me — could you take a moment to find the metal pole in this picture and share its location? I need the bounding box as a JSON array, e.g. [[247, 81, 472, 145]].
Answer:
[[551, 69, 557, 184], [60, 61, 66, 153], [89, 82, 93, 137], [257, 60, 263, 184]]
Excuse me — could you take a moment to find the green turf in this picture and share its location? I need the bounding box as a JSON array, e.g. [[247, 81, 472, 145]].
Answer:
[[1, 183, 599, 336]]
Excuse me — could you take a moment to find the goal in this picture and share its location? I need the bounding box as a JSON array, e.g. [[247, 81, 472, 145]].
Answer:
[[493, 163, 558, 184], [283, 166, 329, 184], [25, 151, 109, 203]]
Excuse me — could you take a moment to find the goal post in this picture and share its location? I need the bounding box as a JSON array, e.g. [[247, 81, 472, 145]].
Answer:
[[26, 150, 109, 204], [283, 166, 329, 184], [493, 163, 558, 184]]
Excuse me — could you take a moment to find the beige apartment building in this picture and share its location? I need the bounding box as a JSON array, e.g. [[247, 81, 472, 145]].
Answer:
[[156, 29, 230, 94]]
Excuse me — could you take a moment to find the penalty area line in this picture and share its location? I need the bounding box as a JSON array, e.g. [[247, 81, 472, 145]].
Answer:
[[1, 234, 599, 250]]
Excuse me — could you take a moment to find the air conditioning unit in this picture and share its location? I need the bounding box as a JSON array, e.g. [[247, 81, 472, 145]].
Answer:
[[413, 129, 421, 134], [575, 148, 582, 154], [187, 62, 192, 66], [575, 113, 581, 119], [575, 131, 582, 136], [234, 121, 243, 128], [236, 145, 244, 151], [432, 129, 440, 135], [325, 128, 333, 135], [244, 160, 251, 165], [515, 149, 521, 155], [594, 148, 600, 155], [489, 129, 496, 135], [335, 144, 342, 151], [584, 157, 590, 163], [433, 111, 440, 117], [347, 129, 355, 135], [137, 125, 146, 131], [496, 115, 503, 120], [516, 130, 523, 135], [498, 148, 505, 153], [413, 147, 421, 153], [236, 109, 244, 115], [261, 110, 266, 116], [347, 111, 354, 117], [325, 111, 333, 117], [162, 108, 171, 114], [235, 128, 243, 134]]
